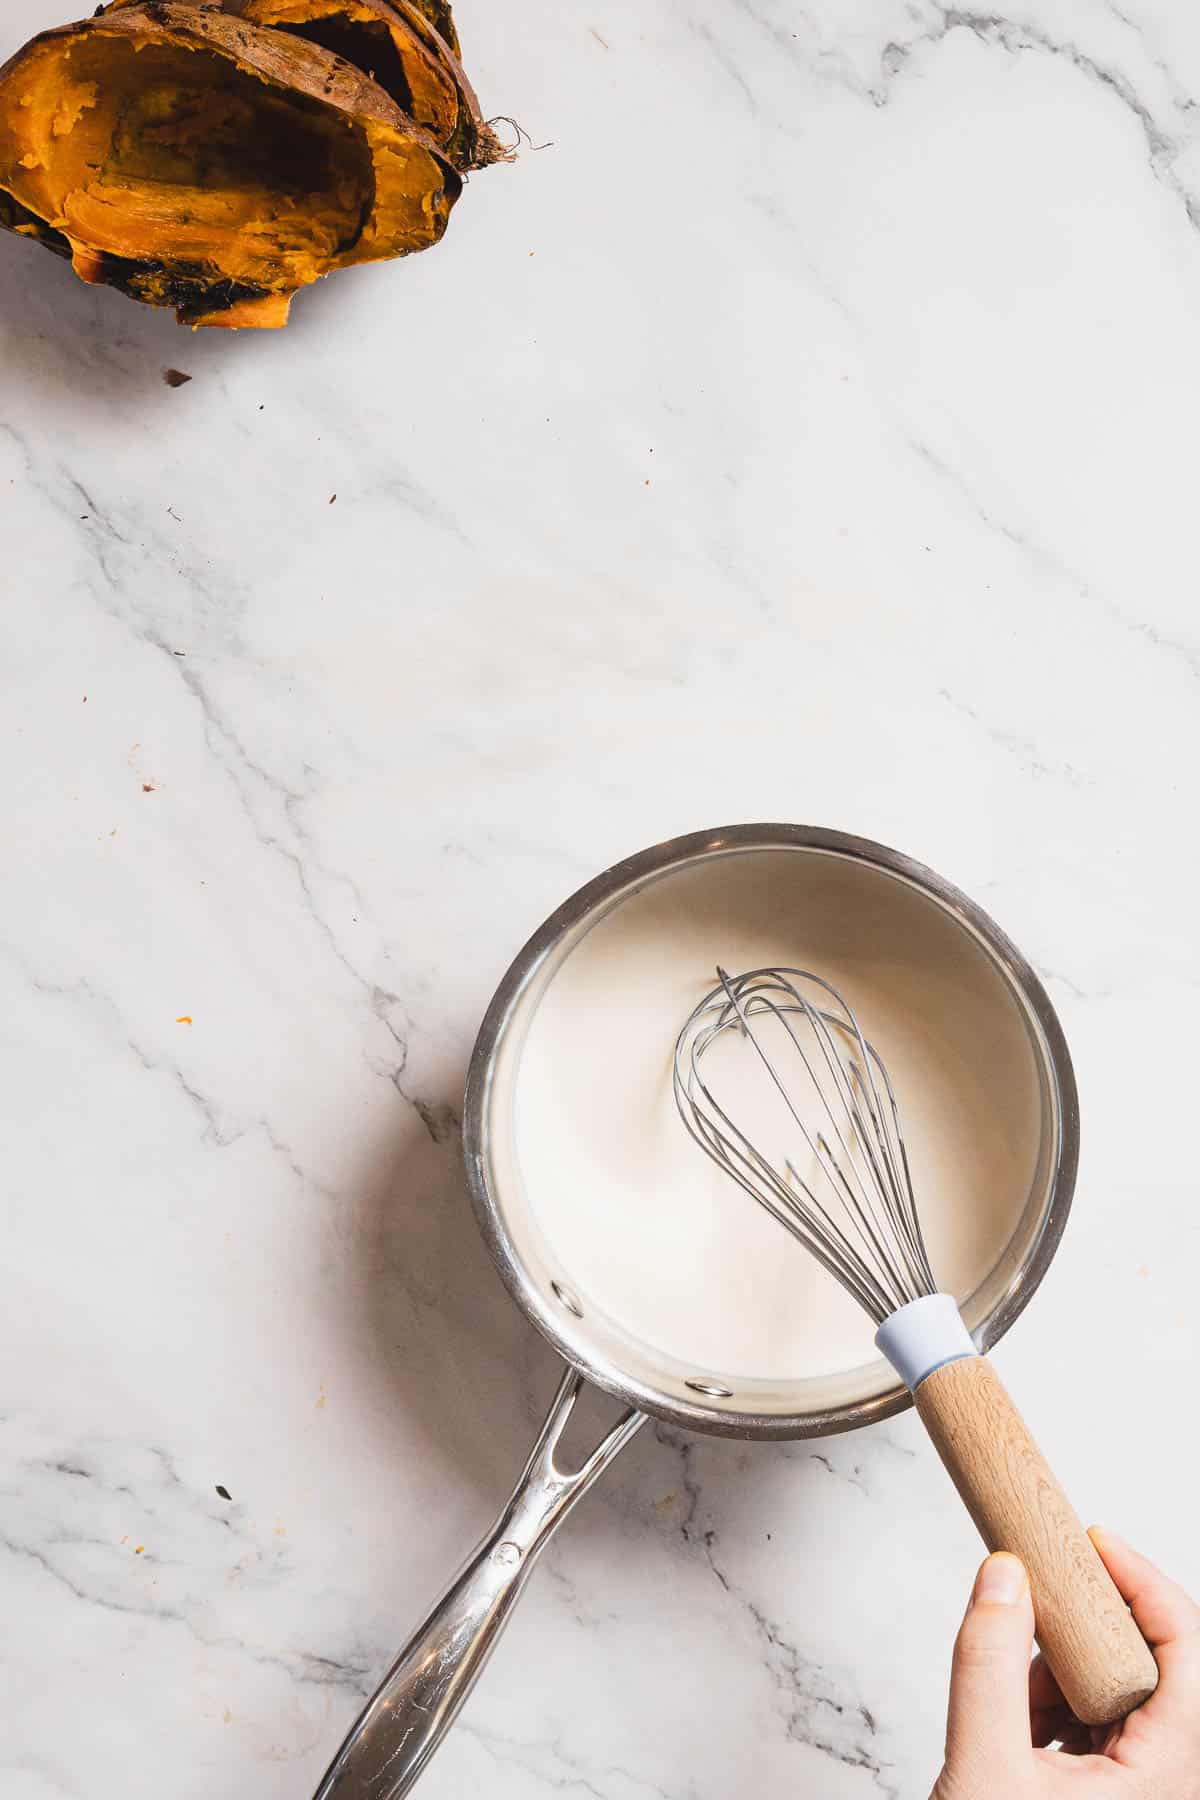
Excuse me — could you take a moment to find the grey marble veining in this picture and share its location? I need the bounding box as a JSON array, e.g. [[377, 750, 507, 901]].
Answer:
[[2, 1, 1198, 1795]]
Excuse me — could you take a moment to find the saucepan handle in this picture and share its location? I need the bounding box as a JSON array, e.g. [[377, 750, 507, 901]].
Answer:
[[311, 1368, 645, 1799]]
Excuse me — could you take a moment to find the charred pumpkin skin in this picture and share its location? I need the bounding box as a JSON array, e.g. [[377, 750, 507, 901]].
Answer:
[[0, 187, 71, 257], [402, 0, 459, 57], [102, 0, 496, 167], [234, 0, 500, 171], [385, 0, 501, 170], [243, 0, 462, 149], [0, 0, 475, 326]]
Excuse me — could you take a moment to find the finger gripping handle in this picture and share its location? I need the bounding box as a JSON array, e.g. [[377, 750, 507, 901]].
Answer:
[[915, 1355, 1159, 1726]]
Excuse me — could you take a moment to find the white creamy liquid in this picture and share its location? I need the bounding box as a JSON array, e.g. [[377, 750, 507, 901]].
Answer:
[[512, 851, 1043, 1381]]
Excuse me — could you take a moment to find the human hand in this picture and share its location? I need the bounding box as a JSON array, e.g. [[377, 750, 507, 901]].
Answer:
[[931, 1531, 1200, 1798]]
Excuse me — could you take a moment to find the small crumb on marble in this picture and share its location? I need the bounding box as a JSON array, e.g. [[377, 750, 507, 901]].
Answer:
[[163, 368, 192, 388], [135, 1545, 144, 1555], [176, 1015, 192, 1025], [216, 1484, 232, 1501], [142, 782, 156, 793]]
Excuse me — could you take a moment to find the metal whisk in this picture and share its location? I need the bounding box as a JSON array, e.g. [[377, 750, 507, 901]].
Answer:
[[672, 963, 1158, 1730], [673, 965, 937, 1325]]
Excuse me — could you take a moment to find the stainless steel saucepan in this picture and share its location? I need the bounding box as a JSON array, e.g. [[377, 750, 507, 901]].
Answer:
[[313, 823, 1079, 1798]]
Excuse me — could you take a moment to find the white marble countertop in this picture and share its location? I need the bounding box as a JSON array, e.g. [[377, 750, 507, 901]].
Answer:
[[4, 2, 1199, 1795]]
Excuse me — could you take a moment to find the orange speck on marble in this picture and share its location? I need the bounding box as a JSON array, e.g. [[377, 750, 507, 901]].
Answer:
[[316, 1385, 327, 1410], [176, 1016, 192, 1025], [135, 1545, 144, 1555]]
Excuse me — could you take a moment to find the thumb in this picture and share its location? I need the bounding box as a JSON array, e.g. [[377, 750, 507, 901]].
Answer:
[[942, 1554, 1035, 1791]]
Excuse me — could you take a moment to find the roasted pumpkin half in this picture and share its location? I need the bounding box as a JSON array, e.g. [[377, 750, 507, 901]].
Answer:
[[0, 0, 503, 327]]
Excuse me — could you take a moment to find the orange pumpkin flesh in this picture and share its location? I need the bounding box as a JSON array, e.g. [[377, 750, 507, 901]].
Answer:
[[0, 0, 491, 326]]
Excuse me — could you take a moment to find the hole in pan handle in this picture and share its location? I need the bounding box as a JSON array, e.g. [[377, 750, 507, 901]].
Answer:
[[310, 1367, 645, 1799]]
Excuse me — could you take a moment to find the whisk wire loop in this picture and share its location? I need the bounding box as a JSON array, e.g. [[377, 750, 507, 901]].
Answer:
[[674, 967, 938, 1327]]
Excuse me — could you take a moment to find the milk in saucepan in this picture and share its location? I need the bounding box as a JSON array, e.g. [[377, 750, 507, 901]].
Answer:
[[513, 851, 1042, 1381]]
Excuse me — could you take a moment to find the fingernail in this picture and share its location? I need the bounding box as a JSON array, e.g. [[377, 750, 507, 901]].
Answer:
[[975, 1553, 1027, 1606]]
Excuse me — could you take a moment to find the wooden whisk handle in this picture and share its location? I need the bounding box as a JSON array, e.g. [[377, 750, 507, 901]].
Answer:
[[915, 1355, 1158, 1726]]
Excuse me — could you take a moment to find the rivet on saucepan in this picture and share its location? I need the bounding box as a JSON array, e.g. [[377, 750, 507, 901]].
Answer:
[[685, 1378, 734, 1399], [494, 1542, 522, 1567], [551, 1281, 584, 1318]]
